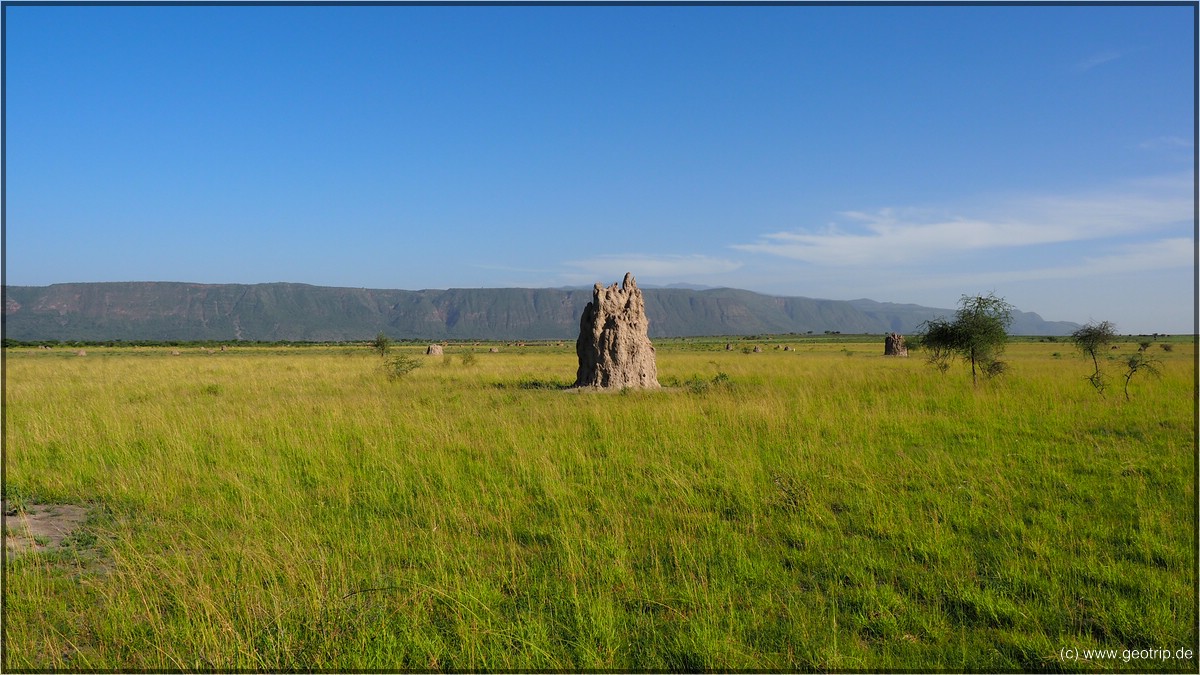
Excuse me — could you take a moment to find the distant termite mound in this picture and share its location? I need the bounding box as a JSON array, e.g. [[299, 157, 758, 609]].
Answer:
[[884, 332, 909, 356], [573, 273, 660, 389]]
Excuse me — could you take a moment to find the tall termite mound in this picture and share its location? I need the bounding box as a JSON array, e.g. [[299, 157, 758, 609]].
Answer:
[[574, 273, 660, 389], [884, 332, 909, 356]]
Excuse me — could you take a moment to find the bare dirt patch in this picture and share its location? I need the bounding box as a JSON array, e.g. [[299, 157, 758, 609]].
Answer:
[[3, 500, 89, 557]]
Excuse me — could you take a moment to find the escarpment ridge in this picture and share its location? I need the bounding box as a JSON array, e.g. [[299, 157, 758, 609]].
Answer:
[[2, 282, 1081, 341]]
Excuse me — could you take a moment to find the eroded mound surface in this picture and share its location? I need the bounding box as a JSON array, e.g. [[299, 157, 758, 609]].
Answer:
[[574, 272, 660, 389]]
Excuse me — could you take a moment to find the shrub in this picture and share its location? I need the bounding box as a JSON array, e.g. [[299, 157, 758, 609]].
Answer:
[[680, 372, 734, 394], [372, 332, 391, 357], [384, 355, 422, 381], [1122, 351, 1161, 401], [983, 360, 1008, 378]]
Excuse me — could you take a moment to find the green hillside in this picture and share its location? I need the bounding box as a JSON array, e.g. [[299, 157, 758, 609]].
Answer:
[[2, 282, 1080, 342]]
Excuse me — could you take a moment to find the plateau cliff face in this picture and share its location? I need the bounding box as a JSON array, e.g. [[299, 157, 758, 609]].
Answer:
[[2, 282, 1080, 342]]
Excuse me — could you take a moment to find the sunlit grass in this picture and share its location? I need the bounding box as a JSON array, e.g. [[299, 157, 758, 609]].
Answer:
[[3, 338, 1196, 670]]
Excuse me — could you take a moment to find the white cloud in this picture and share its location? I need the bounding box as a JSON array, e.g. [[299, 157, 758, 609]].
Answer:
[[732, 177, 1193, 267], [561, 253, 742, 283]]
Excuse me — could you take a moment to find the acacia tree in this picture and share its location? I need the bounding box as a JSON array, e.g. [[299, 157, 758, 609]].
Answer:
[[919, 292, 1014, 386], [1122, 351, 1161, 401], [1071, 320, 1117, 394]]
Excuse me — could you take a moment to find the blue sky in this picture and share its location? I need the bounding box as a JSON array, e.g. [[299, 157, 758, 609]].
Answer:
[[4, 2, 1194, 333]]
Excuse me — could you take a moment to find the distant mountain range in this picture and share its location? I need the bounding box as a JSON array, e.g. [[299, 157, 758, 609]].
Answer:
[[2, 282, 1080, 342]]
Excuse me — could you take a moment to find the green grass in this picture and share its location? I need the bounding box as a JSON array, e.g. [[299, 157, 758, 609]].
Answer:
[[3, 338, 1196, 671]]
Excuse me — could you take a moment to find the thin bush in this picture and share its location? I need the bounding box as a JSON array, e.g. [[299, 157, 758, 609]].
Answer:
[[384, 354, 422, 380]]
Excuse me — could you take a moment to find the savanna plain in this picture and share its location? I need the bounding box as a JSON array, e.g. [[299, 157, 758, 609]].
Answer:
[[3, 336, 1196, 671]]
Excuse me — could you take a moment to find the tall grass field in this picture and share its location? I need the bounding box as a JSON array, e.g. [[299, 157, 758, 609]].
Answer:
[[3, 337, 1196, 671]]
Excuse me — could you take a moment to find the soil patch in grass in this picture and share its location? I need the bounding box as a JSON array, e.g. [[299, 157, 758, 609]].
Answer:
[[3, 500, 89, 557]]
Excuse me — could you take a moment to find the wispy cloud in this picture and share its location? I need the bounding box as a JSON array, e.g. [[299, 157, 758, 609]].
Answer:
[[732, 177, 1193, 267], [469, 263, 557, 275], [1040, 236, 1193, 277], [733, 211, 1042, 266], [1076, 49, 1123, 72], [1138, 135, 1194, 151], [561, 253, 742, 283], [886, 237, 1193, 291]]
